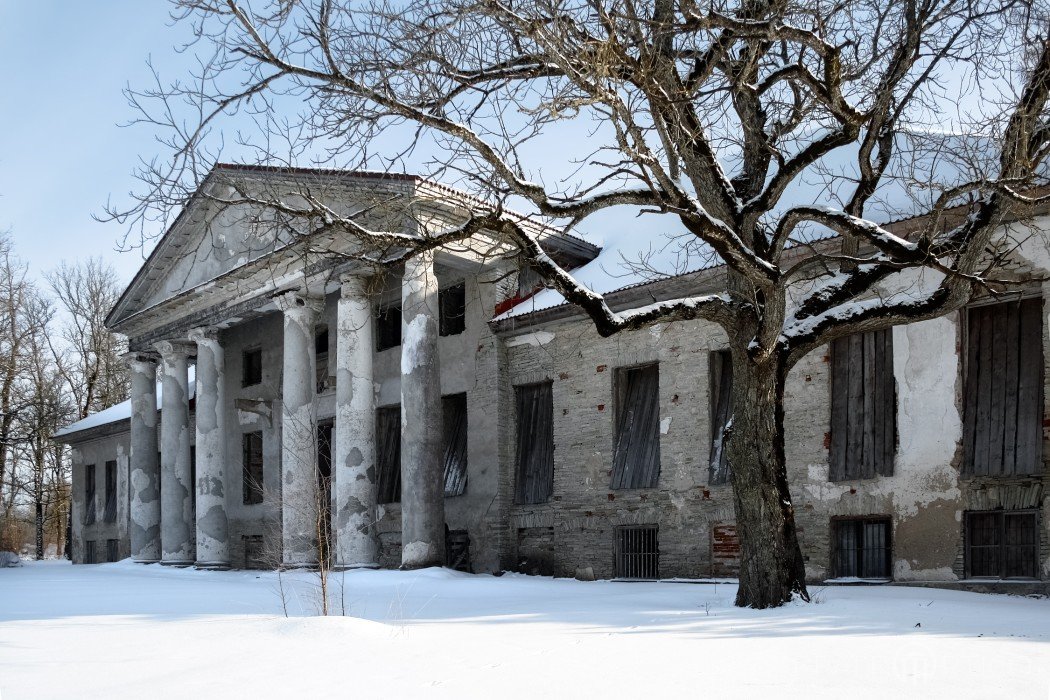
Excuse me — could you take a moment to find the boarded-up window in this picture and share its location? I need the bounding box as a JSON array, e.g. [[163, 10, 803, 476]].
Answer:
[[376, 406, 402, 504], [614, 525, 659, 579], [103, 460, 117, 523], [966, 510, 1039, 578], [242, 432, 264, 505], [439, 282, 466, 336], [442, 394, 468, 497], [963, 298, 1044, 476], [242, 347, 262, 386], [84, 464, 96, 525], [83, 540, 96, 564], [831, 518, 891, 579], [514, 382, 554, 504], [829, 329, 896, 481], [106, 539, 119, 563], [376, 303, 402, 351], [611, 364, 661, 489], [709, 350, 733, 485]]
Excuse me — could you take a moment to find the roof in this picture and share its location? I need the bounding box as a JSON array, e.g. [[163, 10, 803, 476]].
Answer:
[[54, 380, 196, 444]]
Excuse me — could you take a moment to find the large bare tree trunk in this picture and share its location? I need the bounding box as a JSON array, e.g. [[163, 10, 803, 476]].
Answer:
[[727, 351, 808, 608]]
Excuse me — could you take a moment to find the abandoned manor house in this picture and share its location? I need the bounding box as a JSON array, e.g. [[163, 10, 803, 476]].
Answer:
[[54, 163, 1050, 590]]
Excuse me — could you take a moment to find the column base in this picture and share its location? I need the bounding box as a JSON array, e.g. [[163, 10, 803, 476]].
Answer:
[[194, 561, 231, 571], [159, 559, 195, 568], [132, 558, 161, 565], [332, 562, 380, 572]]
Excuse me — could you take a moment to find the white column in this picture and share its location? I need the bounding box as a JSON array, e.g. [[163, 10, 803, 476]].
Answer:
[[334, 273, 380, 568], [276, 291, 323, 567], [154, 339, 196, 566], [125, 352, 160, 563], [400, 252, 445, 568], [188, 327, 230, 569]]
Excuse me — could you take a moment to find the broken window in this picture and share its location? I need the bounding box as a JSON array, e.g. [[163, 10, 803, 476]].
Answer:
[[84, 464, 96, 525], [442, 393, 468, 497], [610, 364, 661, 490], [831, 518, 891, 579], [104, 460, 117, 524], [376, 303, 402, 351], [242, 432, 264, 505], [966, 510, 1039, 579], [829, 329, 896, 480], [614, 525, 659, 579], [106, 539, 119, 563], [514, 381, 554, 504], [439, 282, 466, 336], [315, 326, 330, 392], [376, 405, 402, 504], [83, 540, 96, 564], [963, 298, 1044, 476], [242, 347, 263, 387], [709, 350, 733, 485]]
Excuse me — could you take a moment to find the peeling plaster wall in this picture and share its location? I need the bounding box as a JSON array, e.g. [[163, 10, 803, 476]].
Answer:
[[68, 435, 132, 564]]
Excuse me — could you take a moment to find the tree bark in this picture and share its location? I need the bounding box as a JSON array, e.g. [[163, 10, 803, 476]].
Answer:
[[726, 351, 809, 608]]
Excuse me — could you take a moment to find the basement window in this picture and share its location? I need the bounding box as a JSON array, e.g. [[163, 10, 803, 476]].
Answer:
[[831, 518, 891, 580], [84, 464, 96, 525], [242, 432, 264, 505], [442, 394, 468, 497], [376, 405, 402, 504], [242, 348, 263, 387], [966, 510, 1039, 579], [243, 535, 265, 570], [709, 350, 733, 485], [514, 381, 554, 504], [439, 282, 466, 336], [829, 329, 896, 480], [614, 525, 659, 580], [104, 460, 117, 523], [83, 540, 97, 565], [610, 364, 661, 490], [106, 539, 119, 563], [963, 298, 1043, 476], [376, 303, 402, 352]]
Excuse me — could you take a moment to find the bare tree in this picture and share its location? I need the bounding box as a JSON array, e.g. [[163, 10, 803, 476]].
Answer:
[[112, 0, 1050, 607]]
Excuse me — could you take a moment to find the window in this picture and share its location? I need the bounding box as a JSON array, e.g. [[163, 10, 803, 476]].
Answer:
[[610, 364, 661, 489], [104, 461, 117, 523], [439, 282, 466, 336], [831, 518, 891, 579], [84, 464, 96, 525], [242, 432, 264, 505], [963, 298, 1044, 475], [83, 540, 96, 564], [829, 329, 896, 480], [442, 393, 468, 497], [614, 525, 659, 579], [514, 382, 554, 504], [243, 535, 265, 569], [106, 539, 119, 563], [376, 303, 402, 351], [709, 350, 733, 485], [242, 348, 263, 387], [376, 406, 402, 504], [315, 326, 330, 392], [966, 510, 1039, 579]]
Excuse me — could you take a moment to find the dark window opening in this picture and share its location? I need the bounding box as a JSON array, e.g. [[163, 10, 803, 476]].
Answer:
[[446, 528, 471, 572], [106, 539, 119, 563], [315, 326, 330, 392], [829, 329, 896, 481], [442, 393, 468, 497], [514, 382, 554, 504], [242, 348, 263, 387], [376, 406, 402, 504], [439, 282, 466, 336], [611, 364, 661, 490], [83, 540, 96, 564], [243, 535, 265, 570], [966, 510, 1039, 579], [376, 303, 402, 352], [831, 518, 891, 579], [103, 460, 117, 524], [963, 298, 1044, 476], [709, 350, 733, 485], [84, 464, 96, 525], [242, 432, 264, 505], [615, 525, 659, 579]]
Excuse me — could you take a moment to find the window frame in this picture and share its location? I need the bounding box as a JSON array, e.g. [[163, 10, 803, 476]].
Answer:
[[442, 393, 468, 497], [439, 281, 467, 337], [610, 363, 661, 490], [241, 431, 264, 505], [964, 509, 1040, 580], [375, 302, 402, 352], [514, 381, 555, 505], [614, 524, 660, 580], [376, 404, 402, 504], [829, 516, 892, 580], [242, 347, 263, 387], [84, 464, 96, 525], [103, 460, 117, 524]]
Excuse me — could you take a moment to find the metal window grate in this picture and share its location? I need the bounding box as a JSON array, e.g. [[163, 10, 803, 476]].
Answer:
[[106, 539, 119, 563], [966, 510, 1039, 579], [615, 525, 659, 579], [832, 518, 891, 579]]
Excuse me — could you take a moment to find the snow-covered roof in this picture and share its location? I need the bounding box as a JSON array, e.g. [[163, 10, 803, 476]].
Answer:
[[54, 379, 196, 442]]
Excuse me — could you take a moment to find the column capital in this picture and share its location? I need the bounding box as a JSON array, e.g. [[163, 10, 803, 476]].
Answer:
[[339, 272, 372, 297], [273, 289, 324, 315], [121, 351, 159, 369], [187, 326, 221, 345], [153, 339, 197, 359]]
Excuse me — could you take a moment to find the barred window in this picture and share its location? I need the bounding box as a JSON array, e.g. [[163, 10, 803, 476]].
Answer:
[[829, 330, 896, 481], [611, 364, 661, 490], [242, 432, 264, 505], [831, 518, 891, 579], [966, 510, 1039, 579], [514, 382, 554, 504], [615, 525, 659, 579], [376, 406, 402, 504]]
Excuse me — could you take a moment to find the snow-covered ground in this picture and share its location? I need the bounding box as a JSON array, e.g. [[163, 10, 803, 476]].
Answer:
[[0, 561, 1048, 699]]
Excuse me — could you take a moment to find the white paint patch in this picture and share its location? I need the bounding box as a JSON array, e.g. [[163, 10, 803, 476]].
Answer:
[[659, 416, 672, 435], [505, 331, 556, 348], [649, 323, 664, 340], [401, 315, 430, 374], [401, 541, 436, 566]]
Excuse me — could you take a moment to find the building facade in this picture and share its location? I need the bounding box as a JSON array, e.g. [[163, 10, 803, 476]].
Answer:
[[55, 164, 1050, 591]]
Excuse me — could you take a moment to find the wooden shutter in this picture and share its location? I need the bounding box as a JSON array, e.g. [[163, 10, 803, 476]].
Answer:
[[442, 394, 468, 497], [611, 364, 661, 489], [709, 351, 733, 485], [963, 298, 1044, 476], [84, 464, 96, 525], [514, 382, 554, 504], [829, 329, 896, 480], [242, 432, 264, 505], [104, 461, 117, 523], [376, 406, 402, 504]]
